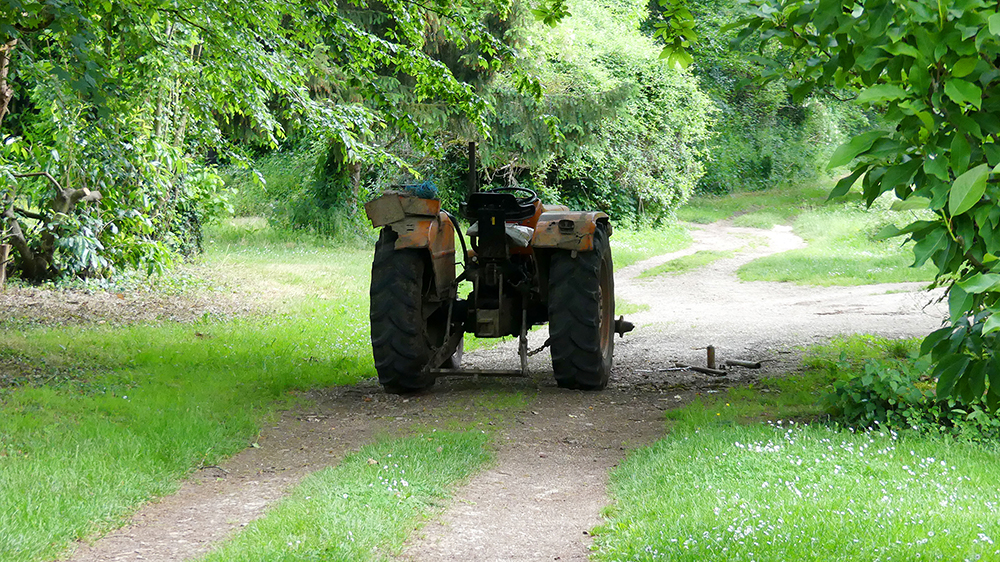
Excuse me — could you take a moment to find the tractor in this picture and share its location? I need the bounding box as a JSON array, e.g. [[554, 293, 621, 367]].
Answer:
[[364, 144, 633, 393]]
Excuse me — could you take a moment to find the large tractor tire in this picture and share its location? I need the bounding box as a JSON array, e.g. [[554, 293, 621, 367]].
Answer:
[[370, 228, 446, 393], [548, 225, 614, 390]]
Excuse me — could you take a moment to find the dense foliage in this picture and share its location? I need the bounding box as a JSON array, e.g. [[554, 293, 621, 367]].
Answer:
[[825, 356, 1000, 439], [0, 0, 501, 279], [682, 0, 873, 194], [738, 0, 1000, 405], [476, 0, 716, 221], [2, 0, 861, 278]]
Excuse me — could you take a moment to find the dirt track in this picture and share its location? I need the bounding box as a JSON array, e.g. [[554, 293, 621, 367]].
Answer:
[[60, 221, 947, 562]]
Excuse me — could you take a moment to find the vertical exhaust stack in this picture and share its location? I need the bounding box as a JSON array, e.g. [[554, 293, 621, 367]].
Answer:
[[467, 141, 478, 198]]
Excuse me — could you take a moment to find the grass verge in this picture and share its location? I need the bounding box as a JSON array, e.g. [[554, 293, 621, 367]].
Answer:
[[197, 432, 491, 562], [611, 225, 692, 269], [638, 250, 734, 278], [677, 184, 830, 225], [737, 198, 936, 286], [595, 423, 1000, 561], [0, 228, 375, 562], [594, 335, 1000, 561]]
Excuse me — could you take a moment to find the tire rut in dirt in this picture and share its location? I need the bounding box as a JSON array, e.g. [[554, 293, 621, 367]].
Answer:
[[548, 225, 614, 390]]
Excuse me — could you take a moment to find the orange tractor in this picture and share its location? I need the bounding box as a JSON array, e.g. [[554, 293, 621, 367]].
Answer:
[[364, 144, 633, 393]]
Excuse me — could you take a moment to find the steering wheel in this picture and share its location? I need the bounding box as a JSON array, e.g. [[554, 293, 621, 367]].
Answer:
[[486, 185, 538, 205]]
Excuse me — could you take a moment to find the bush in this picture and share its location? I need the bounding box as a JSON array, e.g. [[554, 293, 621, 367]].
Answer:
[[824, 356, 1000, 441]]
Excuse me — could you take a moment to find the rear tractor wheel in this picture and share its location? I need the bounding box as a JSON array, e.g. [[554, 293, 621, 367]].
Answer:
[[370, 228, 455, 393], [547, 225, 614, 390]]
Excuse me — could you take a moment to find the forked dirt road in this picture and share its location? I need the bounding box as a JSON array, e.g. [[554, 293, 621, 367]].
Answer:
[[62, 221, 946, 562]]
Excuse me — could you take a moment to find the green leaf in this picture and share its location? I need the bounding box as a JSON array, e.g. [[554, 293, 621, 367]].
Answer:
[[935, 353, 971, 398], [957, 273, 1000, 294], [990, 13, 1000, 35], [921, 326, 954, 356], [829, 166, 867, 198], [881, 159, 922, 191], [944, 79, 983, 109], [884, 41, 921, 59], [890, 196, 930, 211], [983, 312, 1000, 336], [951, 134, 971, 174], [923, 156, 949, 181], [948, 285, 972, 322], [857, 84, 908, 104], [952, 57, 979, 78], [949, 163, 990, 215], [827, 131, 886, 169], [666, 49, 694, 70], [912, 226, 948, 267]]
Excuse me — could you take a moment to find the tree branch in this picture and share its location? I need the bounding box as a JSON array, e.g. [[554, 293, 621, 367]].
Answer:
[[1, 203, 37, 272], [12, 207, 45, 221], [13, 171, 64, 191]]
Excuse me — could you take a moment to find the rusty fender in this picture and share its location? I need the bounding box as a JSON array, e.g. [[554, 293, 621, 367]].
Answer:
[[531, 211, 610, 251], [364, 193, 441, 226], [391, 213, 456, 299]]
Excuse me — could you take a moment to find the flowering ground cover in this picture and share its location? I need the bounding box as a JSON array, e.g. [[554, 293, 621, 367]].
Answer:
[[595, 422, 1000, 561]]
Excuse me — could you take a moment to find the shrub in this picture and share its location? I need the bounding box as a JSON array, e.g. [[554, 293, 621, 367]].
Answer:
[[825, 356, 1000, 441]]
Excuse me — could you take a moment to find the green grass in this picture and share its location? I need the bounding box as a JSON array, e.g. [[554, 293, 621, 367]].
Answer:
[[611, 224, 692, 269], [737, 198, 937, 286], [0, 226, 378, 562], [663, 335, 921, 427], [639, 250, 734, 278], [595, 335, 1000, 561], [617, 298, 650, 316], [677, 184, 830, 225], [197, 432, 491, 562], [595, 424, 1000, 561], [730, 210, 786, 229]]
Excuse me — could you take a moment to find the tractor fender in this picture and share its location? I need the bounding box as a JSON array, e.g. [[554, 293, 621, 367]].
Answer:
[[365, 193, 441, 226], [531, 211, 611, 251], [365, 194, 456, 299], [385, 212, 456, 300]]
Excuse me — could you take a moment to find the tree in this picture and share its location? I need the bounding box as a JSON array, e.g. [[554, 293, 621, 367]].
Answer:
[[736, 0, 1000, 407], [0, 0, 501, 280], [471, 0, 715, 222]]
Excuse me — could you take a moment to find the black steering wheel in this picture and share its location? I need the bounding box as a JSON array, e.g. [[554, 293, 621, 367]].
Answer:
[[486, 185, 538, 206]]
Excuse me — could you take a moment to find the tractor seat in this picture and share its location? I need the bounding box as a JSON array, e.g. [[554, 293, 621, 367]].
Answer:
[[465, 191, 537, 222]]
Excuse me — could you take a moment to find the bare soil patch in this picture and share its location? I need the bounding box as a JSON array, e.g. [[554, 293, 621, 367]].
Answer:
[[52, 221, 945, 562]]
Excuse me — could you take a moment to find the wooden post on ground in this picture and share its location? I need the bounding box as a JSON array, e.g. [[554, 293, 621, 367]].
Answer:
[[706, 345, 716, 370]]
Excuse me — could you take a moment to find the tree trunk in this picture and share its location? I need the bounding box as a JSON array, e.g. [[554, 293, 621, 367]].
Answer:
[[0, 39, 17, 131], [3, 173, 102, 282], [0, 244, 9, 288]]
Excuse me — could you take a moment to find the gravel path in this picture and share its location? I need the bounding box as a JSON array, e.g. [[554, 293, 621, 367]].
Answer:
[[58, 221, 946, 562]]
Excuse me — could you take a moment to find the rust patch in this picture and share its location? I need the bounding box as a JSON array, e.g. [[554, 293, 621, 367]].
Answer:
[[531, 211, 609, 251], [390, 213, 456, 298], [364, 194, 441, 227]]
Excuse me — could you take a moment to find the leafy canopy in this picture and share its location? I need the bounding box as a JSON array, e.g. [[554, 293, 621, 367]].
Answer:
[[736, 0, 1000, 407]]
